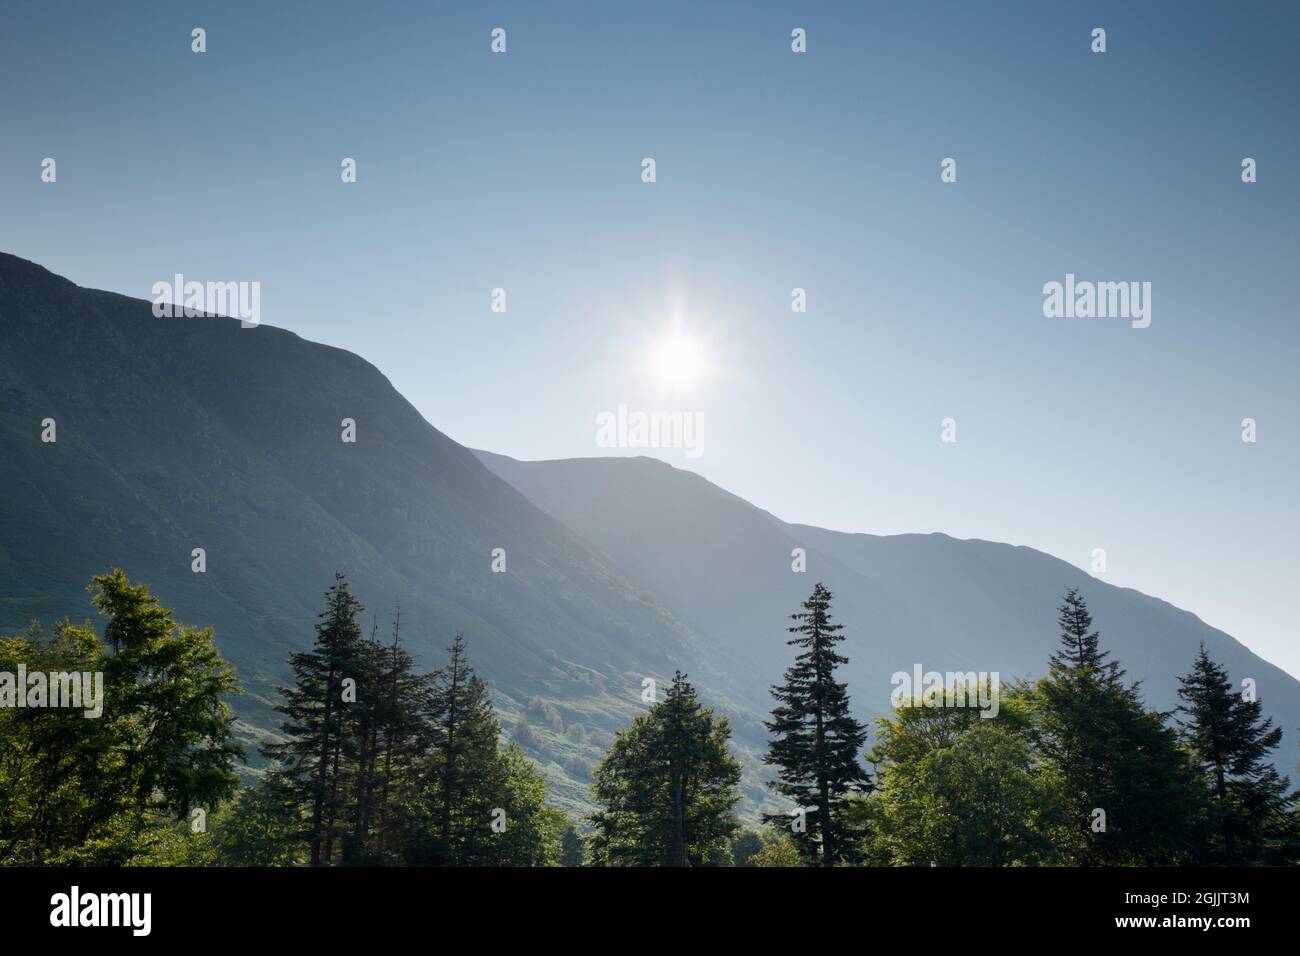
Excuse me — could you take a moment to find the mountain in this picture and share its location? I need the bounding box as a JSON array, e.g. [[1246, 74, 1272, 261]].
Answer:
[[0, 252, 759, 813], [474, 450, 1300, 740], [3, 252, 1297, 820]]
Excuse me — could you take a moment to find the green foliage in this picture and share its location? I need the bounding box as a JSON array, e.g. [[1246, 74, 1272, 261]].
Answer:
[[560, 824, 586, 866], [865, 686, 1065, 866], [848, 592, 1280, 868], [0, 570, 243, 865], [750, 832, 804, 867], [488, 743, 566, 866], [261, 573, 368, 866], [406, 635, 505, 864], [210, 776, 308, 866], [8, 570, 1289, 870], [261, 588, 569, 867], [763, 582, 870, 865], [1031, 590, 1206, 864], [589, 672, 742, 866], [730, 828, 764, 866], [1177, 644, 1299, 864]]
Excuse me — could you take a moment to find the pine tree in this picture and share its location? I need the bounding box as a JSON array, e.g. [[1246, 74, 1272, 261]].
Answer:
[[1177, 644, 1299, 864], [589, 672, 741, 866], [763, 583, 870, 865], [262, 572, 365, 866]]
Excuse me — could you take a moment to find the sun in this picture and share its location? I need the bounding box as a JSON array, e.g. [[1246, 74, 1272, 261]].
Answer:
[[628, 303, 725, 395], [649, 332, 707, 390]]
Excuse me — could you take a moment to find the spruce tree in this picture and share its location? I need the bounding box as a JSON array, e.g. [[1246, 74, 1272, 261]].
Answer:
[[589, 672, 741, 866], [658, 672, 742, 865], [1050, 588, 1123, 684], [1177, 644, 1299, 864], [414, 634, 503, 864], [763, 582, 870, 865], [262, 572, 365, 866], [1034, 588, 1203, 864]]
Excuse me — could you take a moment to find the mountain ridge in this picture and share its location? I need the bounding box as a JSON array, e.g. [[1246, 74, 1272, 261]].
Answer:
[[0, 251, 755, 813], [474, 448, 1300, 737], [3, 252, 1296, 819]]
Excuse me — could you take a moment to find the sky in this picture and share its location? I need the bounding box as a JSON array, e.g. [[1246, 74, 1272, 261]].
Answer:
[[2, 1, 1298, 678]]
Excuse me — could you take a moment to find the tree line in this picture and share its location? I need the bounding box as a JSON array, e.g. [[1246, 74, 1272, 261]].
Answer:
[[1, 571, 1296, 866], [623, 584, 1299, 867]]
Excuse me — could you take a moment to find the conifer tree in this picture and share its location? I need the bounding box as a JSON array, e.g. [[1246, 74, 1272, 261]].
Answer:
[[1177, 644, 1299, 864], [262, 572, 365, 866], [658, 672, 742, 865], [1050, 588, 1123, 685], [1034, 588, 1203, 864], [369, 608, 433, 859], [560, 824, 585, 866], [589, 672, 741, 866], [341, 618, 386, 863], [763, 582, 870, 865], [413, 634, 503, 864]]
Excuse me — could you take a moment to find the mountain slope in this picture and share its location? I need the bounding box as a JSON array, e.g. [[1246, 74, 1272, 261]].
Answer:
[[0, 253, 761, 812], [475, 450, 1300, 738], [4, 252, 1295, 820]]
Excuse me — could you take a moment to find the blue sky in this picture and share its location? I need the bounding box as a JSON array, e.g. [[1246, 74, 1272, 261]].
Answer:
[[2, 1, 1298, 677]]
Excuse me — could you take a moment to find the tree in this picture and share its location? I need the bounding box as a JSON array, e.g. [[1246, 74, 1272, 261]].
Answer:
[[1050, 588, 1123, 683], [730, 828, 764, 866], [750, 832, 804, 867], [262, 572, 366, 866], [763, 582, 870, 865], [368, 608, 435, 861], [589, 672, 741, 866], [488, 743, 566, 866], [1032, 589, 1204, 864], [0, 571, 242, 865], [262, 606, 568, 867], [211, 776, 306, 866], [410, 634, 504, 865], [560, 824, 586, 866], [866, 685, 1064, 866], [1177, 644, 1299, 864], [341, 607, 434, 864]]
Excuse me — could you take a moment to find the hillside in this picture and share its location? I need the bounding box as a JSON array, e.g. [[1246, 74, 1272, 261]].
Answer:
[[3, 252, 1296, 823], [475, 450, 1300, 738], [0, 253, 762, 813]]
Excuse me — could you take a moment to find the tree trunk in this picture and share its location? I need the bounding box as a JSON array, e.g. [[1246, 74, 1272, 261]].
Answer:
[[671, 770, 688, 866]]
